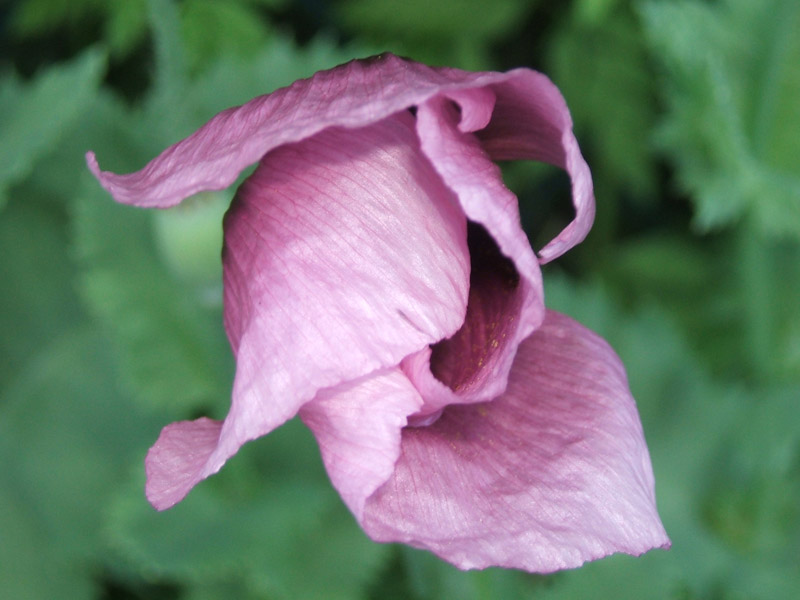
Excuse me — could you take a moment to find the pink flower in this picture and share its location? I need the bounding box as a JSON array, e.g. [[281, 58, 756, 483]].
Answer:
[[87, 54, 669, 572]]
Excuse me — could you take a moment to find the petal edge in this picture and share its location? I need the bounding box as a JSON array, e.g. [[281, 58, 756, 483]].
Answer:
[[363, 310, 670, 572]]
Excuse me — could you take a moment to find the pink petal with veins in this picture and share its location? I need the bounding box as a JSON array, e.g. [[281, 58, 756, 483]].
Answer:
[[364, 311, 670, 571], [145, 112, 469, 509]]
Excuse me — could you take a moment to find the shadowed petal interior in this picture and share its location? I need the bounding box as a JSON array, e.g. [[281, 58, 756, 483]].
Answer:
[[402, 96, 542, 420], [363, 310, 670, 572]]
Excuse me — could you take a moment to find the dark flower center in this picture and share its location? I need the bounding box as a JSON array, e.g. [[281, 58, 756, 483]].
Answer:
[[429, 221, 521, 393]]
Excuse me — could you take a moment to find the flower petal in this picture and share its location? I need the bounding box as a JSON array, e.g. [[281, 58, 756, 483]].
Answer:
[[300, 368, 423, 520], [145, 417, 222, 510], [402, 96, 542, 420], [146, 111, 471, 509], [86, 55, 506, 209], [362, 310, 670, 572], [477, 72, 596, 263], [85, 53, 590, 258]]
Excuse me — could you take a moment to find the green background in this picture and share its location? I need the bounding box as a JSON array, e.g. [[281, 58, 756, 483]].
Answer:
[[1, 0, 798, 598]]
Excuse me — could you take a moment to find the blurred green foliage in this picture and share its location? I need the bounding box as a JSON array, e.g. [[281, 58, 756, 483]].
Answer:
[[0, 47, 104, 207], [336, 0, 532, 69], [641, 0, 800, 237], [1, 0, 798, 598]]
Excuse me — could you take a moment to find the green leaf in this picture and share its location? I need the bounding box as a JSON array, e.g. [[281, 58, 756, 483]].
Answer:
[[606, 234, 710, 297], [640, 0, 800, 238], [0, 327, 160, 599], [0, 189, 85, 385], [109, 418, 389, 599], [144, 0, 190, 139], [182, 34, 373, 120], [9, 0, 98, 37], [180, 0, 273, 73], [549, 5, 658, 202], [72, 175, 234, 413], [598, 225, 800, 380], [0, 484, 97, 600], [0, 47, 105, 208], [10, 0, 149, 57], [600, 233, 745, 374], [105, 0, 150, 55], [337, 0, 533, 69], [540, 275, 800, 599], [396, 545, 547, 600]]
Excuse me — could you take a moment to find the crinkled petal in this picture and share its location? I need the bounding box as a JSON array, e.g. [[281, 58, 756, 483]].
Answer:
[[441, 87, 496, 133], [86, 54, 591, 263], [363, 310, 670, 572], [477, 71, 595, 263], [86, 55, 508, 208], [145, 112, 470, 509], [145, 417, 222, 510], [300, 368, 423, 520], [403, 96, 542, 420]]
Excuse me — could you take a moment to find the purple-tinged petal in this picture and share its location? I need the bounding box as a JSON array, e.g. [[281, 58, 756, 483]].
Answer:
[[363, 310, 670, 572], [145, 417, 222, 510], [402, 96, 542, 420], [477, 72, 596, 263], [85, 54, 590, 249], [85, 55, 507, 209], [300, 368, 423, 519], [441, 87, 496, 133], [146, 112, 470, 509]]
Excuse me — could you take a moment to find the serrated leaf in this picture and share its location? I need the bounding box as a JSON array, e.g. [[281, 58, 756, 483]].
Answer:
[[0, 48, 105, 207], [640, 0, 800, 237], [109, 418, 389, 600], [549, 6, 658, 201]]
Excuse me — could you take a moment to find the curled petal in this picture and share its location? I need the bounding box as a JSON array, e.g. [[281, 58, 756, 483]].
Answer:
[[146, 112, 470, 509], [363, 311, 670, 572], [441, 87, 496, 133], [86, 55, 503, 208], [477, 72, 596, 262], [86, 53, 592, 258], [404, 96, 542, 419], [300, 368, 423, 519], [145, 418, 222, 510]]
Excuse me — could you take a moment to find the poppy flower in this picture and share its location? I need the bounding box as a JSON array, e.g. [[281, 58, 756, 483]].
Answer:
[[87, 54, 669, 571]]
